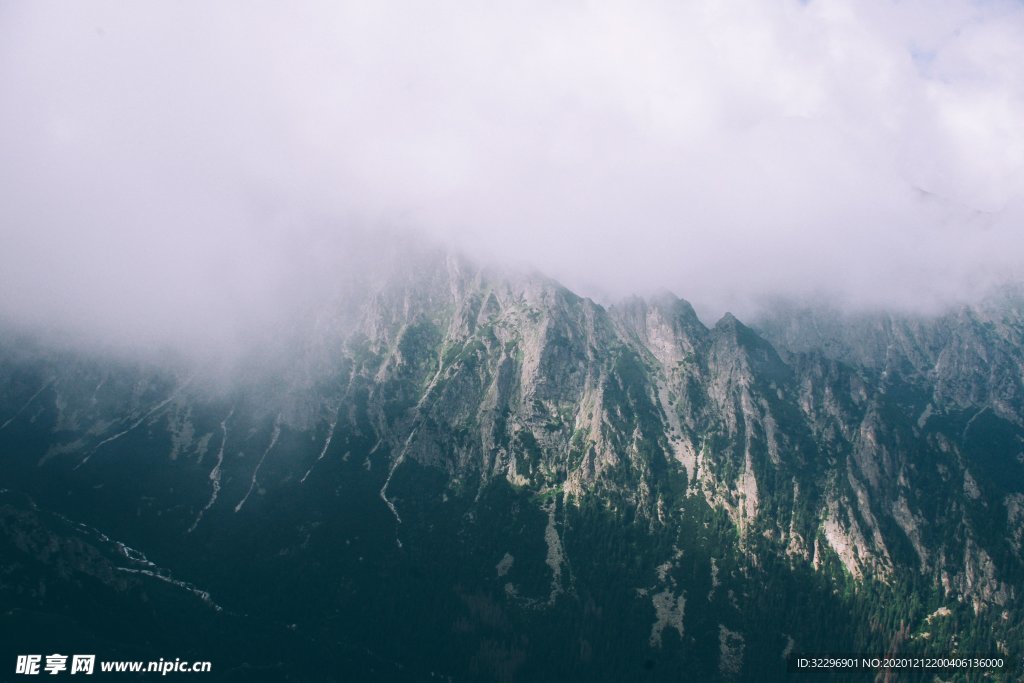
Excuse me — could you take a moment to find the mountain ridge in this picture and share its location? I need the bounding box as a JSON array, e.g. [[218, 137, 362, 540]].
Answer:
[[2, 248, 1022, 680]]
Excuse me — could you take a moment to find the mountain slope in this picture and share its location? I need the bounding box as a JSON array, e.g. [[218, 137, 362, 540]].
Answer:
[[1, 251, 1021, 681]]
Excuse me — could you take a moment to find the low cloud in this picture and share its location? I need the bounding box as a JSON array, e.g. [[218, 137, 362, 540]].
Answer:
[[2, 0, 1023, 356]]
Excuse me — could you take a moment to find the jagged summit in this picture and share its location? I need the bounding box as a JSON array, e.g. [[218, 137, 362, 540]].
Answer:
[[714, 311, 741, 328]]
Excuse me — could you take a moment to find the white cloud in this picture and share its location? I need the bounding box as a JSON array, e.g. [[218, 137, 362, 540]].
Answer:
[[2, 0, 1023, 354]]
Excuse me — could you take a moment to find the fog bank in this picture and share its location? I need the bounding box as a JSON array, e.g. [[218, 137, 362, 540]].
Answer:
[[2, 1, 1024, 357]]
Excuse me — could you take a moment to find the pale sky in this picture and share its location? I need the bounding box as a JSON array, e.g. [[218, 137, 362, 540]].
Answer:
[[2, 0, 1024, 355]]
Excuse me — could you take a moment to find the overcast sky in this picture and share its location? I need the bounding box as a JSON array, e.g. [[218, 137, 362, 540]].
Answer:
[[2, 0, 1024, 354]]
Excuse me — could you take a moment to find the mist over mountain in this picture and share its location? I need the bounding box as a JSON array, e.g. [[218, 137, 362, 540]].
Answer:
[[3, 0, 1024, 364], [3, 2, 1024, 681]]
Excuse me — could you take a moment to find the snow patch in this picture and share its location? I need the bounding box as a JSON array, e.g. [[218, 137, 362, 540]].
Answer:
[[234, 414, 281, 513], [188, 408, 232, 533]]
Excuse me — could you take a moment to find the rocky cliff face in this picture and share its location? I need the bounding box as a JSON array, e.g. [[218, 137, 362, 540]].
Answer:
[[345, 255, 1022, 605], [2, 249, 1022, 680]]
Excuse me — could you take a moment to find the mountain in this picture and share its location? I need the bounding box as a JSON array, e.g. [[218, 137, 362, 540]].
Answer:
[[1, 249, 1022, 681]]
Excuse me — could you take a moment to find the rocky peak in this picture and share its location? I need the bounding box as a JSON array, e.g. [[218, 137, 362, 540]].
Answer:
[[612, 293, 707, 368]]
